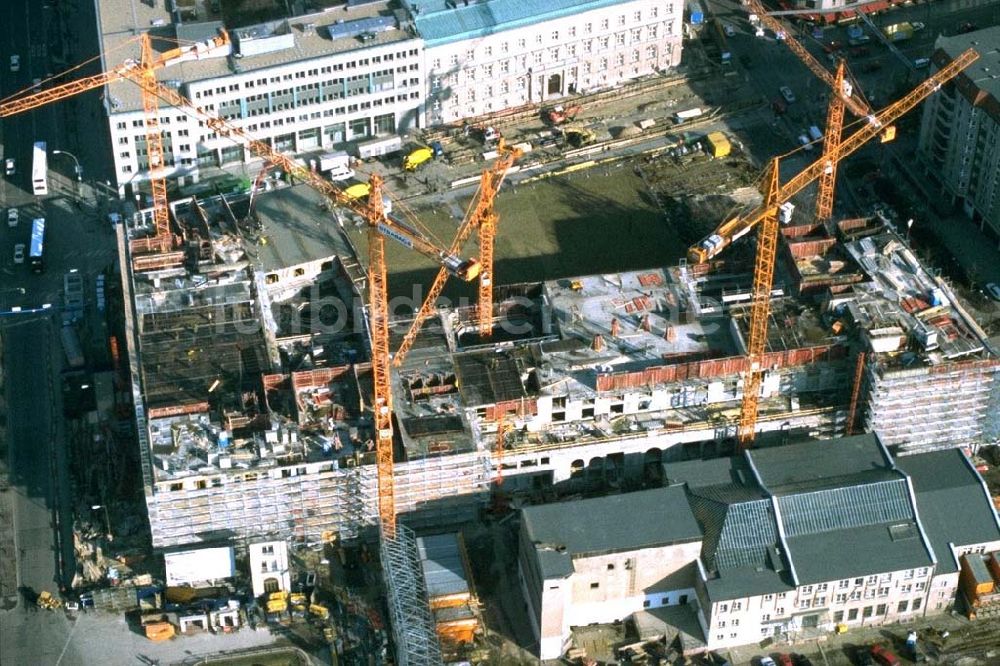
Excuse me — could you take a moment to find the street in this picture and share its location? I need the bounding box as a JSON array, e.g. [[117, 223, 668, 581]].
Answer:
[[1, 0, 120, 662]]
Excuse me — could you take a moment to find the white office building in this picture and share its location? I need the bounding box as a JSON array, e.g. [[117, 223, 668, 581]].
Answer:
[[407, 0, 684, 125]]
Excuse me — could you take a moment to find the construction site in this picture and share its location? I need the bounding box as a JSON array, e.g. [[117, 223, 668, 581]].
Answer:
[[3, 1, 1000, 664]]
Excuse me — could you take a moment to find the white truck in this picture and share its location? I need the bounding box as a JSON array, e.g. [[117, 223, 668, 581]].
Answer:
[[316, 151, 354, 181]]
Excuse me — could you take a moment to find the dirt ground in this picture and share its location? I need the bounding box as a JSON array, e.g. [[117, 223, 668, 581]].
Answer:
[[352, 151, 760, 301]]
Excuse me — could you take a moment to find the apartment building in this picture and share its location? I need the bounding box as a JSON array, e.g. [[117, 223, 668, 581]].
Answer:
[[96, 0, 424, 193], [518, 435, 1000, 659], [917, 27, 1000, 244], [407, 0, 684, 125]]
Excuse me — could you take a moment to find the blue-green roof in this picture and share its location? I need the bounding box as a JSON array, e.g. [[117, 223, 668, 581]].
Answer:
[[402, 0, 636, 47]]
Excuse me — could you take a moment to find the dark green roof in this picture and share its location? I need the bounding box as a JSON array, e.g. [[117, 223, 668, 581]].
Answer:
[[896, 448, 1000, 574], [522, 486, 703, 580], [749, 433, 896, 494]]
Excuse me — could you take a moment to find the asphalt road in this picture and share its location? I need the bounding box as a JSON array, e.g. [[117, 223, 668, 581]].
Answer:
[[1, 1, 119, 663]]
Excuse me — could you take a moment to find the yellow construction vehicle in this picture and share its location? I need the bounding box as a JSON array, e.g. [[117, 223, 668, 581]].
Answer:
[[403, 147, 434, 171], [37, 590, 63, 610], [563, 126, 596, 148]]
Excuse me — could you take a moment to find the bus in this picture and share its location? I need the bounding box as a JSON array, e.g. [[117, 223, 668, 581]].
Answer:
[[31, 141, 48, 196], [29, 218, 45, 273]]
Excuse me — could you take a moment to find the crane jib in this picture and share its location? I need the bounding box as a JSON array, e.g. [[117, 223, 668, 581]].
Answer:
[[377, 222, 414, 250]]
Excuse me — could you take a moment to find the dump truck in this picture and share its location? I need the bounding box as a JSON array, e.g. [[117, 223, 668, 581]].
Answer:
[[403, 147, 434, 171], [883, 22, 914, 43], [705, 131, 731, 158], [543, 104, 581, 125]]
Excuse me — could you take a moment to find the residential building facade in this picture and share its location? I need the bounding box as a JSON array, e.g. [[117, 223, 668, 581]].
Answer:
[[917, 27, 1000, 244], [518, 435, 1000, 660]]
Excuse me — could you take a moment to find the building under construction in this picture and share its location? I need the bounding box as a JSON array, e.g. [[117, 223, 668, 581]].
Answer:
[[117, 181, 1000, 551]]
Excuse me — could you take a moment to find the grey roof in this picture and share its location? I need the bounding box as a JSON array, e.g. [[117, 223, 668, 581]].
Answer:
[[703, 565, 795, 601], [416, 533, 471, 600], [934, 26, 1000, 120], [663, 456, 757, 489], [522, 486, 703, 580], [896, 449, 1000, 574], [787, 522, 932, 585], [252, 185, 355, 272], [748, 433, 895, 494]]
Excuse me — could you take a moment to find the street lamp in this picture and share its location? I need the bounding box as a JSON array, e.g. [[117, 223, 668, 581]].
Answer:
[[52, 150, 83, 199]]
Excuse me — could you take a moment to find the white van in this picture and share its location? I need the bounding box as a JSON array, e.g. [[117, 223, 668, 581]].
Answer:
[[798, 135, 813, 151]]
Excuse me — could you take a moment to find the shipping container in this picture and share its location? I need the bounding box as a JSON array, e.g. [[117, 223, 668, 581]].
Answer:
[[354, 135, 403, 159]]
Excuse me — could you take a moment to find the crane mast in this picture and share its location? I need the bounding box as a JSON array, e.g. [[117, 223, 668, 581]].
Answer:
[[688, 47, 978, 265], [394, 140, 522, 366]]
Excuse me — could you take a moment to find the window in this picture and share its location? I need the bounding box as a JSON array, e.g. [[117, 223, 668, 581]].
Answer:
[[849, 591, 862, 601], [900, 584, 912, 594], [121, 165, 132, 173], [862, 606, 873, 618], [732, 602, 742, 611], [119, 151, 131, 158], [618, 14, 626, 26], [116, 121, 126, 130], [718, 603, 728, 613], [761, 613, 770, 622], [585, 22, 593, 34], [551, 30, 559, 40], [864, 589, 876, 600], [848, 608, 859, 620], [867, 576, 878, 585], [601, 18, 609, 30], [815, 597, 826, 607], [643, 600, 651, 608], [607, 563, 615, 571], [718, 620, 726, 628], [833, 611, 844, 622], [568, 26, 576, 37], [484, 45, 492, 57], [651, 6, 658, 18], [876, 603, 887, 615], [777, 593, 787, 599], [775, 607, 785, 616], [763, 594, 774, 602], [835, 594, 847, 604], [761, 627, 770, 636], [590, 582, 599, 589], [730, 633, 738, 639], [118, 137, 129, 145], [839, 580, 850, 589], [799, 600, 811, 610], [878, 586, 890, 598], [904, 569, 915, 580], [854, 578, 864, 586], [917, 568, 930, 577], [897, 600, 909, 613], [916, 582, 926, 591], [801, 586, 813, 594], [879, 573, 892, 583], [732, 619, 739, 627], [817, 583, 828, 592], [913, 598, 922, 610]]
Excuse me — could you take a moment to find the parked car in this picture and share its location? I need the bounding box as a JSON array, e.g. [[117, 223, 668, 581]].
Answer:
[[9, 54, 20, 72], [855, 649, 875, 666], [913, 57, 931, 69], [13, 243, 25, 264], [7, 207, 18, 227], [870, 644, 901, 666], [4, 158, 14, 176], [780, 86, 796, 103], [985, 283, 1000, 302], [724, 23, 736, 37], [776, 654, 794, 666], [758, 658, 777, 666], [912, 21, 925, 31]]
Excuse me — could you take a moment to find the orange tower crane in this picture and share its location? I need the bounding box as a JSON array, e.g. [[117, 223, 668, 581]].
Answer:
[[393, 138, 523, 366], [9, 58, 478, 537], [744, 0, 873, 220], [687, 48, 978, 448], [0, 31, 230, 260]]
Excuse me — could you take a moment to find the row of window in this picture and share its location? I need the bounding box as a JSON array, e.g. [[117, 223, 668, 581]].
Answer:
[[190, 49, 419, 98], [435, 23, 670, 73], [433, 5, 672, 66]]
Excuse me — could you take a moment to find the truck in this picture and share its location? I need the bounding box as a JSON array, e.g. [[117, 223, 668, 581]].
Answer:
[[317, 151, 354, 181], [355, 135, 403, 160], [883, 22, 914, 43], [403, 147, 434, 171], [61, 324, 85, 369], [686, 0, 704, 26]]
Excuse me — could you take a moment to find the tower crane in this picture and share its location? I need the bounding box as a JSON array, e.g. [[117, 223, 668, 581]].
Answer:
[[9, 54, 479, 537], [0, 31, 231, 260], [744, 0, 872, 220], [393, 139, 523, 366], [687, 48, 978, 448]]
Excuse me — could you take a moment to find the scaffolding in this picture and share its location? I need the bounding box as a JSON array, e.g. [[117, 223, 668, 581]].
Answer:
[[381, 524, 444, 666]]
